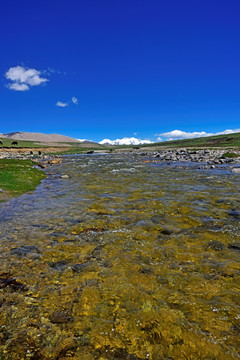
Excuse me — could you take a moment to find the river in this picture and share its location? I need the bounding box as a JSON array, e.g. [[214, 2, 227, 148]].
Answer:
[[0, 154, 239, 359]]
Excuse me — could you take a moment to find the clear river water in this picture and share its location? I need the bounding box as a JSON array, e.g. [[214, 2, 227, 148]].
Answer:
[[0, 153, 240, 359]]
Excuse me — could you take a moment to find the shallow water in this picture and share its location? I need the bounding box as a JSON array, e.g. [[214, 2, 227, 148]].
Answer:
[[0, 154, 240, 359]]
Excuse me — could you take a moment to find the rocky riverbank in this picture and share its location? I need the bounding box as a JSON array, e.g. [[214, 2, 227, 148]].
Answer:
[[1, 147, 240, 169], [135, 148, 240, 167]]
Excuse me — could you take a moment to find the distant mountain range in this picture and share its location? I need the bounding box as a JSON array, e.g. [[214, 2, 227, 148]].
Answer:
[[0, 132, 79, 143], [0, 132, 153, 146], [99, 137, 153, 145]]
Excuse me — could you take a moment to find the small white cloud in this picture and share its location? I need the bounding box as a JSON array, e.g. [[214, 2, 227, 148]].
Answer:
[[5, 65, 48, 91], [99, 137, 152, 145], [72, 96, 78, 105], [56, 96, 78, 108], [8, 83, 30, 91], [56, 101, 68, 107]]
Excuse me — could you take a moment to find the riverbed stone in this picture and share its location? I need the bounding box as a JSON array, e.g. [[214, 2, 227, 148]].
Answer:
[[50, 311, 73, 324], [232, 168, 240, 173], [206, 240, 225, 251]]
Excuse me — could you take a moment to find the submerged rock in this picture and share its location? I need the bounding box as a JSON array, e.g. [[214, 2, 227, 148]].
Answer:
[[160, 229, 173, 236], [72, 261, 92, 273], [0, 273, 27, 291], [206, 240, 225, 251], [10, 245, 41, 258], [50, 311, 74, 324], [49, 260, 69, 270], [228, 209, 239, 219], [228, 243, 240, 251]]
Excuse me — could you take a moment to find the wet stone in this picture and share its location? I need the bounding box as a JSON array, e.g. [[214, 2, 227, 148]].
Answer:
[[0, 273, 27, 291], [72, 261, 92, 273], [10, 245, 41, 257], [206, 240, 225, 251], [50, 311, 74, 324], [49, 231, 67, 237], [151, 215, 166, 224], [49, 260, 69, 270], [140, 266, 153, 274], [228, 209, 240, 219], [160, 228, 173, 235]]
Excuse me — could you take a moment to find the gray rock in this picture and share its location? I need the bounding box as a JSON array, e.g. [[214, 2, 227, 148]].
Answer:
[[232, 168, 240, 173]]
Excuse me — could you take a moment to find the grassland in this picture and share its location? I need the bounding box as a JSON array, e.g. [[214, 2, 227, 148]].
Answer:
[[0, 137, 108, 153], [132, 132, 240, 150], [1, 132, 240, 154], [0, 159, 46, 202], [0, 138, 47, 148]]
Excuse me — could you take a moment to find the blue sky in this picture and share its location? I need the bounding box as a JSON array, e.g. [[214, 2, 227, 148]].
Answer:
[[0, 0, 240, 142]]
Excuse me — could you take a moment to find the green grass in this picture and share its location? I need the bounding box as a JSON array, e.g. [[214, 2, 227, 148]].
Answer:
[[0, 137, 47, 148], [49, 145, 109, 155], [0, 159, 46, 200], [221, 152, 239, 158]]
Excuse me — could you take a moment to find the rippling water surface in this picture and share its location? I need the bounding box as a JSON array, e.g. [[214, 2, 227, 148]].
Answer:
[[0, 154, 240, 359]]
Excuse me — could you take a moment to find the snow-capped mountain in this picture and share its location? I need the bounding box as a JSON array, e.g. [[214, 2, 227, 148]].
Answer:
[[99, 137, 152, 146]]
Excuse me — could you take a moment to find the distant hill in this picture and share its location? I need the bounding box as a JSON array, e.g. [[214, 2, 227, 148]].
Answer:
[[1, 132, 79, 143], [136, 132, 240, 149]]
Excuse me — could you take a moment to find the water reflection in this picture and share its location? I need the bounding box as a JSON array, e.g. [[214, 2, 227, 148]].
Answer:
[[0, 154, 239, 359]]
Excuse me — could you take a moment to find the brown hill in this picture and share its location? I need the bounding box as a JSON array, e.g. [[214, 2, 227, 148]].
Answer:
[[3, 132, 79, 143]]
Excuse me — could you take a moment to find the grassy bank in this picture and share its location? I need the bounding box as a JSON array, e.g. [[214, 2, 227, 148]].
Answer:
[[0, 159, 46, 202]]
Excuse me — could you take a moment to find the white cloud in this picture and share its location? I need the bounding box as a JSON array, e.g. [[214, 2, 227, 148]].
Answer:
[[156, 128, 240, 141], [56, 96, 78, 108], [5, 65, 48, 91], [99, 137, 153, 145], [8, 83, 30, 91], [56, 101, 68, 107], [217, 128, 240, 135], [158, 130, 212, 141], [72, 96, 78, 104]]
